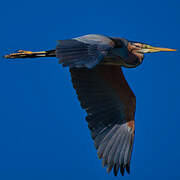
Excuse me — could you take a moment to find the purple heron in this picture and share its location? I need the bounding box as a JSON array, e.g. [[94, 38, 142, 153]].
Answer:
[[4, 34, 176, 176]]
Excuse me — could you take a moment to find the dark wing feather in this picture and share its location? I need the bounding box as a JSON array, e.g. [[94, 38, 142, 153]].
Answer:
[[70, 65, 136, 176], [56, 34, 115, 69]]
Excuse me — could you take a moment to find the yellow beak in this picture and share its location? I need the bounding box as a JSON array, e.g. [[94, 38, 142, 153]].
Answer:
[[142, 45, 177, 53]]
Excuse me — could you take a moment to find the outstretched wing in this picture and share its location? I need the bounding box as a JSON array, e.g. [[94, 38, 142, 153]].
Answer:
[[56, 34, 115, 68], [70, 65, 136, 176]]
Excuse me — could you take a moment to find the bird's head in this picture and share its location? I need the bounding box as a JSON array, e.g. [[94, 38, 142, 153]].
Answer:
[[111, 38, 176, 68], [126, 41, 176, 67], [130, 41, 176, 54]]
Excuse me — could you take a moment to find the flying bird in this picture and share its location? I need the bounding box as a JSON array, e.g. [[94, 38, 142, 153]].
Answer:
[[4, 34, 176, 176]]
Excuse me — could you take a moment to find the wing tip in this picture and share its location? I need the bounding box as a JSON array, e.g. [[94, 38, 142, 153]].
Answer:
[[99, 154, 131, 176]]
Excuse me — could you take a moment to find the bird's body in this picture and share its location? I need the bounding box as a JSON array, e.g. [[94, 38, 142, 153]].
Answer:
[[4, 34, 176, 176], [57, 34, 144, 68]]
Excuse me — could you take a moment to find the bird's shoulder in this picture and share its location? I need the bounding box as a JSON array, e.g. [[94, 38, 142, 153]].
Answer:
[[74, 34, 115, 47]]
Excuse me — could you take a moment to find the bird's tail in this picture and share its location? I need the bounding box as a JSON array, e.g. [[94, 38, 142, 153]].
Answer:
[[4, 49, 56, 59]]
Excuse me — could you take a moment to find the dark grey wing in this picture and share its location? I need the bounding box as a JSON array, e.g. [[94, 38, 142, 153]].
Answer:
[[56, 34, 115, 69], [70, 65, 136, 176]]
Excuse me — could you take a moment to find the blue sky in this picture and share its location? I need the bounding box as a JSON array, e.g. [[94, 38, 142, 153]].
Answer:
[[0, 0, 180, 179]]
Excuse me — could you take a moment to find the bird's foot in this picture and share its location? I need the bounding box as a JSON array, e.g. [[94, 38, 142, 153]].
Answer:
[[4, 50, 46, 59], [4, 50, 34, 59]]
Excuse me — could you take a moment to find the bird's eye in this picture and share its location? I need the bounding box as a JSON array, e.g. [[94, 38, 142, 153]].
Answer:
[[143, 44, 151, 49]]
